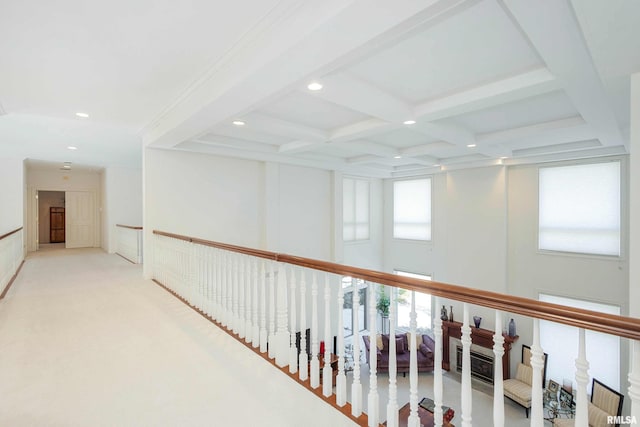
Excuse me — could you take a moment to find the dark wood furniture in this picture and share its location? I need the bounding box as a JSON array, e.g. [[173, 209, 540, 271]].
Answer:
[[442, 320, 518, 379], [386, 400, 454, 427], [50, 207, 65, 243], [311, 353, 338, 384]]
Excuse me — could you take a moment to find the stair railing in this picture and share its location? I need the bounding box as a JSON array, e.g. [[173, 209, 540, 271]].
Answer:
[[152, 229, 640, 427]]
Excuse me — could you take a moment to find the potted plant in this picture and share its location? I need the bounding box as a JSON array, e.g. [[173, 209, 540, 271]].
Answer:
[[377, 289, 390, 333]]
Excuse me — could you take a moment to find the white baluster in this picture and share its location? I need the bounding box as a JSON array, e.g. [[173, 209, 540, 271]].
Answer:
[[268, 262, 276, 359], [433, 297, 444, 427], [351, 281, 362, 417], [232, 254, 240, 334], [461, 303, 472, 427], [322, 273, 332, 397], [407, 291, 419, 427], [299, 269, 308, 381], [244, 256, 252, 343], [387, 287, 399, 427], [310, 272, 320, 389], [574, 328, 589, 427], [630, 340, 640, 419], [493, 310, 505, 427], [336, 278, 346, 404], [223, 252, 231, 328], [252, 258, 260, 347], [530, 319, 544, 427], [238, 255, 246, 339], [367, 282, 379, 427], [275, 263, 290, 367], [259, 261, 268, 353], [289, 266, 298, 374]]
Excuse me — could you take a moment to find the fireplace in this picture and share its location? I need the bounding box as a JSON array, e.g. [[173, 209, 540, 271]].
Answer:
[[456, 346, 494, 385]]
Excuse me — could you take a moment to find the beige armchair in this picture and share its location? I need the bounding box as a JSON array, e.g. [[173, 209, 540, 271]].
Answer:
[[503, 344, 548, 418], [553, 378, 624, 427]]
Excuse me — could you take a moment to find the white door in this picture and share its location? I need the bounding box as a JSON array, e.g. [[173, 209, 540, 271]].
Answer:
[[65, 191, 95, 249]]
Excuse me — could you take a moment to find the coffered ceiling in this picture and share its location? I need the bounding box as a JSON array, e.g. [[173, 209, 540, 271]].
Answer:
[[1, 0, 638, 177]]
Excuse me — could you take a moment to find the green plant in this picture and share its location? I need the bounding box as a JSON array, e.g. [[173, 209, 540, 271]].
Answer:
[[376, 290, 390, 318]]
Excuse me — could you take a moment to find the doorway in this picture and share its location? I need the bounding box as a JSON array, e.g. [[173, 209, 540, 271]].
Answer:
[[38, 191, 66, 248]]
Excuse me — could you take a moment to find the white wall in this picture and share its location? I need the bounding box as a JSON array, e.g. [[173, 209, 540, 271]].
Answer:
[[102, 167, 142, 253], [0, 157, 24, 234], [144, 149, 265, 268], [272, 164, 332, 260], [383, 167, 507, 315]]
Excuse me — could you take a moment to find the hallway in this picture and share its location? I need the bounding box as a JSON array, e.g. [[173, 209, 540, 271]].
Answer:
[[0, 248, 356, 427]]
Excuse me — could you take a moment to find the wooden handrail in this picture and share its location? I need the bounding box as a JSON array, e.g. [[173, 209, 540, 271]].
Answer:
[[153, 229, 640, 341], [0, 227, 23, 241], [116, 224, 143, 230]]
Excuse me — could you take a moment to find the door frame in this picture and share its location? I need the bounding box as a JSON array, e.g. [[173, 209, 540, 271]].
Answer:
[[27, 187, 100, 251]]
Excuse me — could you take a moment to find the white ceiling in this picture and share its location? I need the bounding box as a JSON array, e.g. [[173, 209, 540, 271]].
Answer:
[[1, 0, 638, 177]]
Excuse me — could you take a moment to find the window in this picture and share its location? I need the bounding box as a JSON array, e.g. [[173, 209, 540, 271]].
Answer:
[[342, 277, 367, 337], [343, 177, 369, 241], [393, 178, 431, 240], [539, 161, 621, 256], [539, 293, 620, 392], [394, 271, 432, 332]]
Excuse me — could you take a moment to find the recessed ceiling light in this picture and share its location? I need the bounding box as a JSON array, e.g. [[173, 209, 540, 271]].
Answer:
[[62, 165, 71, 169], [75, 112, 89, 118], [307, 82, 323, 91], [433, 164, 441, 167], [67, 146, 77, 150], [232, 120, 245, 126], [403, 120, 416, 125], [394, 155, 402, 159], [500, 156, 508, 159], [467, 144, 477, 148]]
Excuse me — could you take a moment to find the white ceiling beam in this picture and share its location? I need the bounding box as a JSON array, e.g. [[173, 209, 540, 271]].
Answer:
[[194, 135, 278, 153], [341, 140, 400, 158], [493, 122, 595, 151], [400, 141, 455, 156], [414, 67, 558, 121], [176, 141, 392, 178], [347, 155, 381, 164], [501, 0, 626, 149], [144, 0, 475, 148], [308, 72, 412, 123], [245, 113, 327, 142], [477, 116, 585, 145], [278, 140, 326, 154], [330, 118, 395, 143], [412, 122, 476, 146]]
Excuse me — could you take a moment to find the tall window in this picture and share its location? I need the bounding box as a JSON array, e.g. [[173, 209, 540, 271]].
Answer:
[[539, 161, 621, 256], [394, 271, 432, 332], [343, 177, 370, 241], [393, 178, 431, 240], [342, 277, 367, 337], [539, 293, 620, 392]]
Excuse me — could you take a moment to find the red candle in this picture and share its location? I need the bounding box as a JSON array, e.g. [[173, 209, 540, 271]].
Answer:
[[320, 340, 325, 354]]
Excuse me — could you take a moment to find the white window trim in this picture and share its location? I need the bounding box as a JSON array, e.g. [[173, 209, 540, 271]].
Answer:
[[392, 177, 433, 242], [536, 157, 626, 259]]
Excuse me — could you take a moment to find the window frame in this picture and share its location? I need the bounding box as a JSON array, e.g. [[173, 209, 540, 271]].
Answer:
[[343, 176, 371, 242], [392, 177, 433, 242], [537, 158, 624, 259]]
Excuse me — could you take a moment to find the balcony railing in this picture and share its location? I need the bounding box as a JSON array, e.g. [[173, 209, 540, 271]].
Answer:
[[116, 224, 143, 264], [152, 229, 640, 427], [0, 227, 24, 299]]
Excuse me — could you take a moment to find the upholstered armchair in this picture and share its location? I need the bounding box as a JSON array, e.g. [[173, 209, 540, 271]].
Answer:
[[503, 344, 548, 417], [553, 378, 624, 427]]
